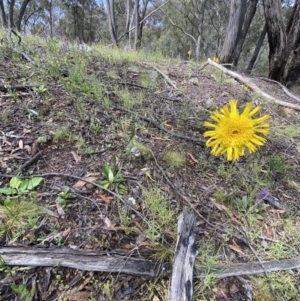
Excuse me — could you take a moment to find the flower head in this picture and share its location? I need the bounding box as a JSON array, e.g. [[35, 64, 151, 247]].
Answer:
[[257, 187, 269, 200], [213, 57, 220, 63], [203, 100, 269, 161]]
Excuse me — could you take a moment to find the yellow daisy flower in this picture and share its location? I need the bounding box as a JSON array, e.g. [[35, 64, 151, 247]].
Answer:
[[203, 100, 269, 161], [212, 57, 220, 63]]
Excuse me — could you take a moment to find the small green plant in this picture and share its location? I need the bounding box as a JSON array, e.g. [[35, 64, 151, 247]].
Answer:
[[267, 154, 292, 179], [252, 272, 299, 301], [90, 116, 102, 135], [99, 159, 127, 195], [57, 187, 76, 208], [11, 283, 35, 301], [0, 176, 43, 239], [33, 84, 48, 93], [118, 88, 132, 108], [163, 151, 185, 168], [143, 187, 175, 255]]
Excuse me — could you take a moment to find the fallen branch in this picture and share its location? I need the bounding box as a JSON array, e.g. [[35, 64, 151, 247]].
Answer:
[[141, 62, 177, 89], [202, 58, 300, 111], [1, 247, 300, 279], [0, 85, 37, 92], [259, 77, 300, 103], [168, 208, 197, 301]]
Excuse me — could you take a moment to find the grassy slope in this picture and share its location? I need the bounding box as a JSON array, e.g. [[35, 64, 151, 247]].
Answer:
[[0, 32, 300, 300]]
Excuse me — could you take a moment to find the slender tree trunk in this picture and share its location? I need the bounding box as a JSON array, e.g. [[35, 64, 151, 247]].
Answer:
[[16, 0, 32, 32], [134, 0, 139, 50], [232, 0, 259, 66], [263, 0, 286, 80], [246, 23, 267, 74], [194, 0, 207, 61], [220, 0, 247, 65], [106, 0, 118, 46], [125, 0, 131, 48], [9, 0, 15, 28], [0, 0, 7, 27], [49, 0, 53, 37]]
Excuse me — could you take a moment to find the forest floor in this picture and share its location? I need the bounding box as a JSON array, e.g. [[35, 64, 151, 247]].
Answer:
[[1, 34, 300, 301]]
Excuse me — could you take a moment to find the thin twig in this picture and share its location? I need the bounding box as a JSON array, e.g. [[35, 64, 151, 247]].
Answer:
[[141, 62, 177, 89]]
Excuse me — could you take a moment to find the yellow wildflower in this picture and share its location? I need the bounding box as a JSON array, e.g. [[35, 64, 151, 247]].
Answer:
[[203, 100, 269, 161], [212, 57, 220, 63]]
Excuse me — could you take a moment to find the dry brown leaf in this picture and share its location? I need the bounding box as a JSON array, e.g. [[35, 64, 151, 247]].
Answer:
[[71, 151, 81, 162], [23, 145, 32, 154], [72, 176, 97, 188], [104, 216, 112, 228], [98, 194, 112, 204], [56, 201, 65, 217], [151, 136, 170, 141], [228, 244, 245, 256], [62, 227, 71, 237], [19, 139, 23, 149], [187, 152, 199, 163], [229, 283, 239, 294], [59, 291, 90, 301]]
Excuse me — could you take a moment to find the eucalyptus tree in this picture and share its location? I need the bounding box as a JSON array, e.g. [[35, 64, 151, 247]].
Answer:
[[0, 0, 33, 31], [167, 0, 208, 61], [263, 0, 300, 82], [106, 0, 152, 49]]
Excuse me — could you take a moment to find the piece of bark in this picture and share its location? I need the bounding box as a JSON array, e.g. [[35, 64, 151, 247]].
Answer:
[[168, 207, 197, 301]]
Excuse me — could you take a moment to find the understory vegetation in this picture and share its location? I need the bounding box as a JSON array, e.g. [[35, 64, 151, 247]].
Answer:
[[0, 31, 300, 301]]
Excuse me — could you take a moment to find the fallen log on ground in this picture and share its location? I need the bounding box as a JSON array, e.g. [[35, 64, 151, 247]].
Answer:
[[200, 58, 300, 111], [168, 207, 197, 301], [1, 246, 300, 279]]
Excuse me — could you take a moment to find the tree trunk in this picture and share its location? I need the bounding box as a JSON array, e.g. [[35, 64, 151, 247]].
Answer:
[[134, 0, 139, 50], [0, 0, 7, 27], [106, 0, 118, 46], [125, 0, 131, 48], [194, 0, 207, 61], [220, 0, 247, 65], [263, 0, 300, 81], [246, 23, 267, 74], [232, 0, 259, 67], [16, 0, 32, 32], [263, 0, 286, 80], [9, 0, 15, 28], [49, 0, 53, 37]]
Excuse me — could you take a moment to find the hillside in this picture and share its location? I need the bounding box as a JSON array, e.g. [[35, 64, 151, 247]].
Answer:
[[1, 34, 300, 301]]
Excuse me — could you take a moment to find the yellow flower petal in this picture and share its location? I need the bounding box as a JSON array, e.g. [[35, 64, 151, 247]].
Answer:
[[203, 100, 269, 161]]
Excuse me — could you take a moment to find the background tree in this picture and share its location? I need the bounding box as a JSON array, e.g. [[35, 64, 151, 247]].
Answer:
[[220, 0, 247, 65], [263, 0, 300, 82], [0, 0, 33, 30]]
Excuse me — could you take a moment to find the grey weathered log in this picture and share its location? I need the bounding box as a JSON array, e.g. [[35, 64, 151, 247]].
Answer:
[[168, 207, 197, 301], [1, 247, 300, 279], [0, 247, 169, 277]]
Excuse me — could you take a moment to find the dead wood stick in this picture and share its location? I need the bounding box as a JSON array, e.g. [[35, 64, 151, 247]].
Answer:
[[1, 247, 300, 279], [141, 62, 177, 89], [168, 207, 197, 301], [0, 85, 37, 92], [203, 58, 300, 111]]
